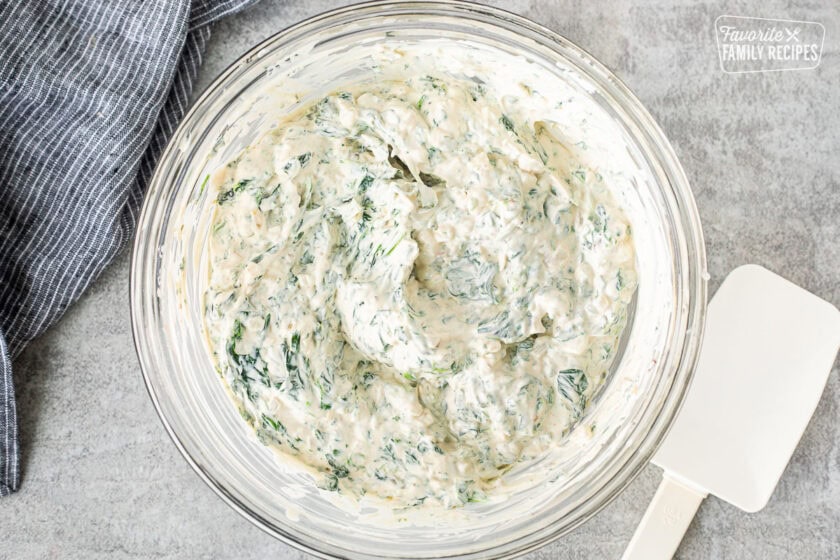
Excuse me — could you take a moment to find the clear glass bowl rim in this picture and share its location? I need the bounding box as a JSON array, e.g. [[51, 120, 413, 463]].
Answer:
[[130, 1, 708, 558]]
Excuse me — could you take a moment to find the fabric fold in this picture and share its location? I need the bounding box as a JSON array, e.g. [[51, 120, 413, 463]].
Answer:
[[0, 0, 257, 496]]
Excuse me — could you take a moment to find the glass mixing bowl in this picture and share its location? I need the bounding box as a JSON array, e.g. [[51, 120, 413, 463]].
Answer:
[[130, 1, 707, 558]]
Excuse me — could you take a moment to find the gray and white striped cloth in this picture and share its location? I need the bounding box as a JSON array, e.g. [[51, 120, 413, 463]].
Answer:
[[0, 0, 257, 496]]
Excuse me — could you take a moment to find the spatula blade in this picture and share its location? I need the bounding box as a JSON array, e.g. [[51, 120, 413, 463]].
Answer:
[[652, 264, 840, 512]]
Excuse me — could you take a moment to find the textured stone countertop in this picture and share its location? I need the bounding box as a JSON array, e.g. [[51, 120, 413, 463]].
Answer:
[[2, 1, 838, 558]]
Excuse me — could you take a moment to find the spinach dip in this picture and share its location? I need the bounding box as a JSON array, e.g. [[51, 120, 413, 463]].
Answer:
[[203, 54, 638, 508]]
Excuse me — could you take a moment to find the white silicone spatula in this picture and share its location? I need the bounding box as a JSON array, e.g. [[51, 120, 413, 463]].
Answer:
[[623, 264, 840, 560]]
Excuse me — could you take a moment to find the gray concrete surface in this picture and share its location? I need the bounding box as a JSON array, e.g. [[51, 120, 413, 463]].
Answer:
[[2, 0, 839, 558]]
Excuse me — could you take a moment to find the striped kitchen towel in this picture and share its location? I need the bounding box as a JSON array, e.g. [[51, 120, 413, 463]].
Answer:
[[0, 0, 258, 496]]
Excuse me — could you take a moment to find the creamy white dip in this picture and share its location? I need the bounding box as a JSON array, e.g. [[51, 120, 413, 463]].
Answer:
[[202, 47, 637, 509]]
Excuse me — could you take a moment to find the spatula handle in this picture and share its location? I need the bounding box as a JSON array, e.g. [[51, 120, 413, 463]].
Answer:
[[621, 473, 708, 560]]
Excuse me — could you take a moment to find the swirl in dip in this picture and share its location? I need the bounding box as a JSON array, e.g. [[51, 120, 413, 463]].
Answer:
[[203, 47, 637, 508]]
